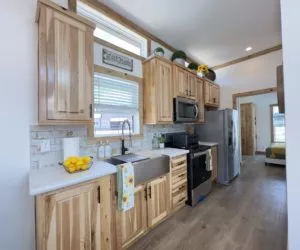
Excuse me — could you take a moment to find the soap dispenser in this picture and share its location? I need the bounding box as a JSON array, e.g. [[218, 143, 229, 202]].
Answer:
[[105, 140, 112, 159], [97, 141, 105, 160]]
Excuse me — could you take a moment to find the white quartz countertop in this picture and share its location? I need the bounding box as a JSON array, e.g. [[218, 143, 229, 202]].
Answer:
[[29, 161, 117, 196], [136, 147, 189, 159], [198, 141, 218, 147]]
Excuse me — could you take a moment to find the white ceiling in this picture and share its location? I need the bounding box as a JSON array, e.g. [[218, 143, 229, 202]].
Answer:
[[98, 0, 282, 67]]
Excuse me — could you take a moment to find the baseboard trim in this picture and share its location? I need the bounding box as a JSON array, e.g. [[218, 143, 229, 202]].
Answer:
[[255, 151, 265, 155]]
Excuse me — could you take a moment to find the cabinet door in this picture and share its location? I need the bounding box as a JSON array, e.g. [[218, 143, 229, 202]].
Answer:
[[156, 60, 173, 122], [188, 73, 197, 99], [196, 78, 205, 123], [40, 6, 93, 122], [211, 85, 220, 106], [204, 80, 211, 105], [37, 183, 100, 250], [173, 65, 189, 97], [147, 175, 170, 227], [120, 185, 148, 248]]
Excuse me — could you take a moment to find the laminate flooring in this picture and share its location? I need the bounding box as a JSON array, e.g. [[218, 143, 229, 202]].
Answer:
[[129, 156, 287, 250]]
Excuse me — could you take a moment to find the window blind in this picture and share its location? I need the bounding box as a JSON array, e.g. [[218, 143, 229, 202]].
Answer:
[[94, 73, 139, 112]]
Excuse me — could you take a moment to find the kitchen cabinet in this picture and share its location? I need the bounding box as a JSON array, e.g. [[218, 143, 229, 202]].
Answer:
[[196, 78, 205, 123], [170, 155, 188, 210], [211, 146, 218, 182], [36, 175, 115, 250], [143, 56, 173, 124], [204, 79, 220, 108], [119, 184, 148, 249], [147, 175, 170, 227], [173, 64, 197, 99], [118, 174, 171, 248], [38, 0, 95, 124]]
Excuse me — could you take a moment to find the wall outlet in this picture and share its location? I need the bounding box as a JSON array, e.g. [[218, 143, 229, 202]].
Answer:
[[40, 139, 51, 153]]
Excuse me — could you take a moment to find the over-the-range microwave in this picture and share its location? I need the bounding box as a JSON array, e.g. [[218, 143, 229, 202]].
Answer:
[[173, 96, 199, 123]]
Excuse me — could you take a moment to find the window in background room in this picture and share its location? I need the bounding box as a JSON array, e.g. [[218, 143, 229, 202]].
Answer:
[[77, 1, 148, 57], [271, 104, 286, 143], [94, 73, 140, 137]]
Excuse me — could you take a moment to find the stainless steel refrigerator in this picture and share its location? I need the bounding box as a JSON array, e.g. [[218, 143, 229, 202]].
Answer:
[[195, 109, 240, 185]]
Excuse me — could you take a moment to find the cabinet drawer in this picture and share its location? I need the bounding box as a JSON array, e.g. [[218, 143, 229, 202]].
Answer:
[[171, 155, 187, 166], [172, 182, 187, 195], [172, 172, 187, 186], [172, 191, 187, 208]]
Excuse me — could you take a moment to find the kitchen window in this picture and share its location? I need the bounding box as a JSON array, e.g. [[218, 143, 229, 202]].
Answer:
[[77, 1, 148, 57], [271, 104, 285, 143], [93, 73, 141, 137]]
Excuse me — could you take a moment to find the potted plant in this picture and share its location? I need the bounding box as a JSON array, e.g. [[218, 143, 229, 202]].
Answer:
[[153, 47, 165, 57], [171, 50, 187, 66], [158, 135, 166, 149], [197, 64, 209, 78], [188, 62, 198, 72]]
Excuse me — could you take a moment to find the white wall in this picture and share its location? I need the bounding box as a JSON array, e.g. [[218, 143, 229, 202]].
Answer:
[[215, 50, 282, 109], [280, 1, 300, 249], [238, 93, 277, 152], [0, 0, 37, 249]]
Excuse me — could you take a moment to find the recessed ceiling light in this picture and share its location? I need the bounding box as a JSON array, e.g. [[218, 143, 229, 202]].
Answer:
[[245, 47, 252, 52]]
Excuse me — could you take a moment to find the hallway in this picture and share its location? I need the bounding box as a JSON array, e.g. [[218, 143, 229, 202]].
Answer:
[[129, 156, 287, 250]]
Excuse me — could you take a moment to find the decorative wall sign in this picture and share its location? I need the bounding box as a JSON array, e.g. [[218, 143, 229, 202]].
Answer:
[[102, 48, 133, 72]]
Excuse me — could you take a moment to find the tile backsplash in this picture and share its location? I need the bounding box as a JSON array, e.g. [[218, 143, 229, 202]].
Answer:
[[30, 124, 189, 169]]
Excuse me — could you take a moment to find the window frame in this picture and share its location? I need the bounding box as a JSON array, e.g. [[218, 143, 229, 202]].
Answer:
[[270, 104, 285, 143], [77, 1, 148, 59], [88, 65, 143, 141]]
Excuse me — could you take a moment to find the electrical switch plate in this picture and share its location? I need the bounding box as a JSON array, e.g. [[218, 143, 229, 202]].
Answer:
[[40, 139, 51, 153]]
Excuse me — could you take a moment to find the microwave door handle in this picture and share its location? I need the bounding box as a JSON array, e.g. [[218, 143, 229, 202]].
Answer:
[[195, 104, 199, 119]]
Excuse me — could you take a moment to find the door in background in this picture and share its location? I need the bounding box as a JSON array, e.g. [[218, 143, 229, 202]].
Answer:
[[240, 103, 257, 155]]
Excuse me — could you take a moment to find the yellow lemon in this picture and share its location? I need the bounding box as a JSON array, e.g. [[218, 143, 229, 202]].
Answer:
[[81, 164, 88, 170], [82, 156, 91, 164]]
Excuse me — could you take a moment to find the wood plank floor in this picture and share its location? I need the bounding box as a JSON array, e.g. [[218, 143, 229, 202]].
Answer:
[[129, 156, 287, 250]]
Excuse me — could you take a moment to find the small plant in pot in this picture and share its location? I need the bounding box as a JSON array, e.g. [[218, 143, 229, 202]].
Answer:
[[158, 135, 166, 149], [153, 47, 165, 57], [171, 50, 187, 66], [188, 62, 198, 72]]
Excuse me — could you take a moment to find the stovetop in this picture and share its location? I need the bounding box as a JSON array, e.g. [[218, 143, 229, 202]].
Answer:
[[164, 132, 210, 152]]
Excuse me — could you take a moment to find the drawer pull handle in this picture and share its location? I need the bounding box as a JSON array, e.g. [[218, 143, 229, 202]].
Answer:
[[178, 185, 185, 191], [178, 174, 185, 178], [178, 197, 185, 203]]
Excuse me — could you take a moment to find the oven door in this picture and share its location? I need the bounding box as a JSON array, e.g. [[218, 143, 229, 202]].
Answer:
[[189, 151, 212, 189], [174, 97, 199, 122]]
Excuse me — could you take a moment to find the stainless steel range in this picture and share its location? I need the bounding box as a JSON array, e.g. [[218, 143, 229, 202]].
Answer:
[[164, 132, 212, 207]]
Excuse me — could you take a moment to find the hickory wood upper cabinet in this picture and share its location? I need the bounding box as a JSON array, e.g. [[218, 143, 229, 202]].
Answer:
[[118, 184, 148, 249], [173, 64, 197, 99], [38, 0, 95, 124], [143, 56, 173, 124], [196, 78, 205, 123], [204, 79, 220, 108], [36, 175, 116, 250]]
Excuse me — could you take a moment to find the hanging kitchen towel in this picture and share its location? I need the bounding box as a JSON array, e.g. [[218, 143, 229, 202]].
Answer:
[[117, 163, 135, 211], [206, 149, 213, 171]]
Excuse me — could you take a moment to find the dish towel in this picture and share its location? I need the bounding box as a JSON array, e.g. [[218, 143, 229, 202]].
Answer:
[[117, 163, 135, 211], [206, 149, 213, 171]]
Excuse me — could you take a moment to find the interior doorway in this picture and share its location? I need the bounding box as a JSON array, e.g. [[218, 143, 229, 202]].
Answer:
[[240, 103, 257, 155]]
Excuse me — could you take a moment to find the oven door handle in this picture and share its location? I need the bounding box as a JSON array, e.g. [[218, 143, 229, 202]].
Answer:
[[194, 104, 199, 119], [192, 151, 208, 158]]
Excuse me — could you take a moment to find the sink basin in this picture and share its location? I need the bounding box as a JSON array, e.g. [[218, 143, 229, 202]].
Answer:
[[106, 154, 170, 186], [112, 153, 149, 163]]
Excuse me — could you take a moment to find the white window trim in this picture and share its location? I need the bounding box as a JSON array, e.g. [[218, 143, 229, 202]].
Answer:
[[77, 1, 148, 57]]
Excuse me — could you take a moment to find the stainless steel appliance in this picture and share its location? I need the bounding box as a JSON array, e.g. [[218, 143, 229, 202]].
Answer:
[[195, 109, 240, 185], [165, 133, 212, 207], [173, 97, 199, 123]]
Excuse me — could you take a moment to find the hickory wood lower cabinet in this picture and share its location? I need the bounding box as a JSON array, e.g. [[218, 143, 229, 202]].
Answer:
[[36, 175, 117, 250], [117, 174, 171, 249]]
